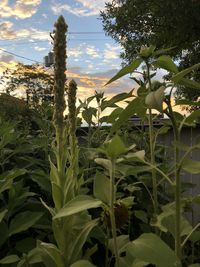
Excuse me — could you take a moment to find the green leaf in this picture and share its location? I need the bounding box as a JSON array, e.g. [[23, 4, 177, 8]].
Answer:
[[109, 235, 130, 254], [94, 172, 110, 204], [152, 204, 192, 238], [153, 55, 178, 73], [106, 135, 127, 158], [53, 195, 102, 219], [153, 47, 176, 56], [95, 158, 112, 170], [0, 255, 20, 264], [52, 182, 62, 210], [0, 169, 27, 194], [101, 89, 134, 111], [37, 241, 65, 267], [171, 63, 200, 83], [176, 99, 200, 107], [188, 265, 200, 267], [82, 107, 97, 125], [110, 97, 147, 134], [0, 209, 8, 223], [128, 233, 177, 267], [175, 78, 200, 90], [131, 259, 149, 267], [145, 86, 165, 112], [68, 220, 98, 264], [9, 211, 43, 236], [71, 260, 96, 267], [105, 58, 142, 85], [49, 158, 60, 185], [134, 210, 148, 224], [182, 159, 200, 174], [184, 110, 200, 125], [27, 248, 42, 264]]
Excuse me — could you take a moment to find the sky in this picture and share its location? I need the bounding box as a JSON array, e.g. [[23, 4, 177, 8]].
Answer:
[[0, 0, 134, 100]]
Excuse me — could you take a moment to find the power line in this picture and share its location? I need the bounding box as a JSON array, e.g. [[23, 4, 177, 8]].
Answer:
[[0, 39, 113, 47], [0, 31, 106, 42], [0, 47, 43, 64]]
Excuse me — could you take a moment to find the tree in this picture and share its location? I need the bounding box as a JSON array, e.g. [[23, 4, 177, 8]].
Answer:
[[1, 63, 54, 107], [101, 0, 200, 101]]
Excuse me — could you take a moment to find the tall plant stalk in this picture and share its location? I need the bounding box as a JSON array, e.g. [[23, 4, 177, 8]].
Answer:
[[146, 61, 158, 216], [52, 15, 68, 208], [109, 159, 120, 267], [67, 79, 78, 197], [167, 97, 181, 265]]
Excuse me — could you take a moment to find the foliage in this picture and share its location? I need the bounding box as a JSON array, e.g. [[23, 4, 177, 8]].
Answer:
[[0, 63, 54, 107], [1, 16, 200, 267], [100, 0, 200, 102]]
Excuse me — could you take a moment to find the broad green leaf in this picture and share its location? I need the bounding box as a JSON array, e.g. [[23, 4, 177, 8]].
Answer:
[[68, 219, 98, 264], [131, 259, 149, 267], [53, 195, 102, 219], [110, 97, 147, 134], [171, 63, 200, 83], [0, 255, 20, 264], [105, 58, 142, 85], [37, 241, 65, 267], [134, 210, 148, 224], [94, 172, 110, 204], [82, 107, 97, 125], [188, 265, 200, 267], [176, 99, 200, 107], [9, 211, 43, 236], [109, 235, 130, 254], [106, 135, 127, 158], [145, 86, 165, 112], [0, 168, 26, 181], [185, 110, 200, 125], [0, 169, 27, 194], [49, 158, 60, 185], [119, 150, 145, 162], [153, 46, 176, 56], [95, 158, 112, 170], [183, 159, 200, 174], [71, 260, 96, 267], [0, 209, 8, 223], [101, 89, 134, 110], [153, 55, 178, 73], [128, 233, 177, 267], [152, 204, 192, 238], [121, 196, 135, 207], [52, 182, 62, 210], [27, 248, 42, 264], [102, 107, 123, 124], [175, 78, 200, 91]]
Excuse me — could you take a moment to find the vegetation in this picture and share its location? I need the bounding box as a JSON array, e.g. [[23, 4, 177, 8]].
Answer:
[[0, 16, 200, 267], [100, 0, 200, 102]]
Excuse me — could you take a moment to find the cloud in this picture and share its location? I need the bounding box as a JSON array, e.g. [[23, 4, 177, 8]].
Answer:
[[0, 21, 50, 41], [0, 0, 41, 19], [103, 43, 121, 63], [0, 50, 17, 73], [51, 0, 111, 17], [34, 46, 47, 52], [67, 67, 134, 100]]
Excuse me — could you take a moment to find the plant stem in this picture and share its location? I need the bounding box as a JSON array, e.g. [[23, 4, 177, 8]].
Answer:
[[167, 99, 181, 265], [109, 159, 120, 267], [181, 222, 200, 248], [146, 61, 158, 217]]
